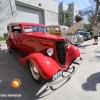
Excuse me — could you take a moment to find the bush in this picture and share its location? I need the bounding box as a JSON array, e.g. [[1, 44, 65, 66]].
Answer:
[[0, 37, 6, 41], [0, 33, 8, 41], [3, 33, 8, 38], [90, 30, 94, 35]]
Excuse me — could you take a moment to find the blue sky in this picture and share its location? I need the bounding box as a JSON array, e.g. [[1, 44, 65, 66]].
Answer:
[[55, 0, 90, 10]]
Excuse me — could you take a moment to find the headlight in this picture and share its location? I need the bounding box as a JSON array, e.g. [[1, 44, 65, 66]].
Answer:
[[65, 38, 71, 49], [75, 37, 77, 42], [47, 48, 54, 56]]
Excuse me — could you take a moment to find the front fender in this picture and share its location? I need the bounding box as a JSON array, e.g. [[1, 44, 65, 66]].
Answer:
[[19, 53, 60, 80], [66, 44, 81, 64]]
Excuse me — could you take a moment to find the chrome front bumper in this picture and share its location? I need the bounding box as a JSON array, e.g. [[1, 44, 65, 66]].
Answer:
[[46, 57, 82, 86]]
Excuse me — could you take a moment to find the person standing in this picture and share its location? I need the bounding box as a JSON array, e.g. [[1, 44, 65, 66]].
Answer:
[[93, 23, 99, 45]]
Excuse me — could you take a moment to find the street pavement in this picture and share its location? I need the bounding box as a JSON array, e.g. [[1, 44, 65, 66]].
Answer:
[[0, 38, 100, 100]]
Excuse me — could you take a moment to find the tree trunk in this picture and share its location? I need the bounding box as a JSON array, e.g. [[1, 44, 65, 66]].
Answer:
[[90, 1, 99, 30]]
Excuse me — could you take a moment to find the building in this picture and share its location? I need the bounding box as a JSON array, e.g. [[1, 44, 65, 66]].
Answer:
[[0, 0, 83, 36], [59, 2, 83, 25]]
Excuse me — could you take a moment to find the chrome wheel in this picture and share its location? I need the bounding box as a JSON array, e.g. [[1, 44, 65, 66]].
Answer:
[[30, 62, 39, 80]]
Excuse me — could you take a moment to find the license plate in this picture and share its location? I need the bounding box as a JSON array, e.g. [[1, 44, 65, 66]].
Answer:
[[52, 71, 62, 81]]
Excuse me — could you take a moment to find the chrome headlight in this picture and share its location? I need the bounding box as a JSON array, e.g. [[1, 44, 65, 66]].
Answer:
[[65, 38, 71, 49], [72, 36, 77, 43], [74, 36, 77, 42], [47, 48, 54, 56]]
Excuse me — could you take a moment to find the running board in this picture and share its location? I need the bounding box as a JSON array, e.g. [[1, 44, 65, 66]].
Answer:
[[10, 49, 27, 58]]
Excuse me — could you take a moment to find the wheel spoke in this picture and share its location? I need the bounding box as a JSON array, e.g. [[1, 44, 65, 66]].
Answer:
[[30, 63, 39, 80]]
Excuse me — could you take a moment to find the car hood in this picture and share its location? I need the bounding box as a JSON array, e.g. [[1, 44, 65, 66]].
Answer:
[[24, 32, 64, 41]]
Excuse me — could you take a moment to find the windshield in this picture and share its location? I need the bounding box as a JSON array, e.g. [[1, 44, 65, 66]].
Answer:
[[61, 27, 67, 32], [61, 26, 69, 32], [78, 29, 86, 32], [23, 26, 47, 33]]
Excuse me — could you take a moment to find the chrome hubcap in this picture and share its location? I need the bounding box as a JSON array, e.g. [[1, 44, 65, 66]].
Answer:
[[30, 63, 39, 80]]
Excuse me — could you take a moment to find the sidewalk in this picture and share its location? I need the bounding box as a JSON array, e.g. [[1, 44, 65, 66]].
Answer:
[[0, 41, 7, 50]]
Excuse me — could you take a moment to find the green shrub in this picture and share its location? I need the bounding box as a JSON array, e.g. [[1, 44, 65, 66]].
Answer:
[[0, 37, 6, 41], [3, 33, 8, 38], [0, 33, 8, 41], [90, 30, 94, 35]]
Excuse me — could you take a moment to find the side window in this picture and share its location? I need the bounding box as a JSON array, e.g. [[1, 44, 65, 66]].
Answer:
[[47, 27, 50, 33], [55, 27, 61, 32], [7, 26, 10, 31], [50, 27, 54, 32], [61, 28, 66, 32], [12, 26, 21, 34]]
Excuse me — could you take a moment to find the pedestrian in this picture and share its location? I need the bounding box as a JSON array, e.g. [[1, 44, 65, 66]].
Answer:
[[93, 23, 100, 45]]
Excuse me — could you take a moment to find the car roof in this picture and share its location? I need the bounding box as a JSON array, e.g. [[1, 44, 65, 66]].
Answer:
[[8, 22, 45, 27], [46, 25, 69, 28]]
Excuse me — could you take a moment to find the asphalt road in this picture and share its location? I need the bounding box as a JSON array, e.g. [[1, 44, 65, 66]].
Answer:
[[0, 38, 100, 100]]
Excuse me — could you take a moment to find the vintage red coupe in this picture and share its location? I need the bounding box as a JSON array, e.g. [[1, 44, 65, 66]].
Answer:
[[6, 22, 82, 86]]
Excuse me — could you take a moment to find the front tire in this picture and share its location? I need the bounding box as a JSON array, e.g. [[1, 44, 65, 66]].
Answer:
[[30, 62, 45, 84]]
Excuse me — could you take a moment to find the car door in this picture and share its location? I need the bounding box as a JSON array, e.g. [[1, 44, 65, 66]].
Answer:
[[11, 25, 23, 51], [50, 27, 55, 35], [54, 27, 61, 36]]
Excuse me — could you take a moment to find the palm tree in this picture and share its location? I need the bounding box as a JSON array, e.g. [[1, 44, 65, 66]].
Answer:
[[60, 10, 72, 26], [65, 12, 72, 26]]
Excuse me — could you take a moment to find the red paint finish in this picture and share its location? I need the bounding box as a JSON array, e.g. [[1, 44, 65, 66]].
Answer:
[[7, 22, 81, 80]]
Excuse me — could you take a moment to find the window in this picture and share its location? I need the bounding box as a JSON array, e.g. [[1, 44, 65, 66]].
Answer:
[[47, 28, 50, 33], [55, 27, 61, 32], [23, 26, 32, 32], [7, 26, 10, 31], [38, 26, 47, 32], [47, 28, 50, 31], [50, 28, 54, 32], [12, 26, 21, 33], [23, 26, 47, 33], [61, 28, 66, 32]]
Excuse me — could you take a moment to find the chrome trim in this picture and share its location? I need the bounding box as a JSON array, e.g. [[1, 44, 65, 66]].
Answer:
[[46, 57, 82, 86]]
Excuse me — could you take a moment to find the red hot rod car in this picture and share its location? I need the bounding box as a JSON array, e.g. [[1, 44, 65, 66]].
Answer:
[[6, 22, 82, 86]]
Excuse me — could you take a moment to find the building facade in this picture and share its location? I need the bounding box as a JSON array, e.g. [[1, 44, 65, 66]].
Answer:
[[0, 0, 82, 36]]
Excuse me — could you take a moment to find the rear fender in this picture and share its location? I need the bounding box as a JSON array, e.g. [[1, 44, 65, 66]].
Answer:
[[19, 53, 60, 80], [6, 38, 15, 48]]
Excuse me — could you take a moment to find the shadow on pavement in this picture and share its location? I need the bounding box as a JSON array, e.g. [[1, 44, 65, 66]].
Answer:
[[0, 49, 70, 100], [94, 48, 100, 60], [95, 56, 100, 58], [82, 72, 100, 91], [77, 44, 92, 49]]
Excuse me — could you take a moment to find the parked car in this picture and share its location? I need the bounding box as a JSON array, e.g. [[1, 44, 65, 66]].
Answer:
[[74, 28, 92, 41], [46, 25, 84, 45], [6, 22, 82, 86]]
